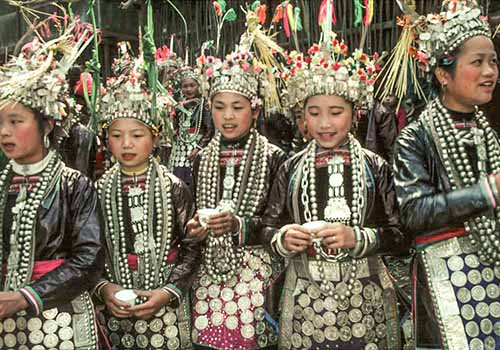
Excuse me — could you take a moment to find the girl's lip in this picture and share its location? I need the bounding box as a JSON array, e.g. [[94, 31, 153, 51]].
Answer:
[[122, 153, 136, 160]]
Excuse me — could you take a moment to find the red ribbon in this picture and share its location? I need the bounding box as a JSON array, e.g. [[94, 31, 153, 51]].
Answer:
[[31, 259, 66, 281], [127, 247, 179, 271]]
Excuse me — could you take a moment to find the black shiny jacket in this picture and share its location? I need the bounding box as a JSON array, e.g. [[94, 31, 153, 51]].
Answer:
[[261, 145, 405, 256], [393, 118, 491, 239], [192, 134, 288, 247], [98, 168, 200, 299], [2, 165, 104, 311], [57, 123, 98, 179]]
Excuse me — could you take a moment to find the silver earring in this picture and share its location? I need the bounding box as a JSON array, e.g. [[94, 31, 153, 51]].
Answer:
[[44, 134, 50, 149]]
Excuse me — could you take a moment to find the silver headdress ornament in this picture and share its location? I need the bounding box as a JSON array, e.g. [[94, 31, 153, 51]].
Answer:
[[280, 33, 380, 110], [0, 15, 94, 125], [377, 0, 491, 102], [176, 67, 201, 85], [197, 6, 285, 115], [101, 42, 172, 135]]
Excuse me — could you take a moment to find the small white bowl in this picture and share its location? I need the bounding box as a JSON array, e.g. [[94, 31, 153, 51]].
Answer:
[[115, 289, 138, 306]]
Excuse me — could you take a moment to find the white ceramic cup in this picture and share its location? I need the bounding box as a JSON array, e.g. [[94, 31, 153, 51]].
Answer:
[[115, 289, 138, 306], [302, 220, 327, 242], [197, 208, 219, 228]]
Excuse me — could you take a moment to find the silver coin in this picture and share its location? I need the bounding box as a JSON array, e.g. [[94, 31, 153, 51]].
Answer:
[[363, 284, 375, 299], [255, 307, 265, 321], [469, 338, 484, 350], [241, 268, 254, 282], [163, 311, 177, 326], [211, 312, 224, 327], [151, 334, 165, 348], [494, 265, 500, 279], [363, 315, 376, 329], [60, 340, 75, 350], [351, 294, 363, 308], [251, 293, 265, 307], [376, 323, 387, 338], [337, 311, 349, 327], [149, 318, 163, 333], [56, 313, 72, 328], [43, 333, 59, 348], [349, 308, 363, 323], [447, 255, 464, 271], [475, 302, 489, 318], [338, 297, 349, 311], [365, 343, 378, 350], [324, 311, 336, 326], [325, 326, 339, 341], [16, 317, 27, 331], [293, 320, 302, 333], [312, 314, 324, 329], [42, 308, 58, 320], [495, 321, 500, 336], [235, 282, 249, 296], [32, 346, 44, 350], [167, 337, 180, 350], [465, 321, 480, 338], [249, 280, 263, 293], [43, 319, 58, 334], [312, 329, 325, 343], [298, 293, 311, 308], [307, 284, 321, 299], [209, 298, 223, 312], [226, 276, 238, 288], [58, 327, 73, 341], [241, 324, 255, 339], [484, 336, 496, 350], [107, 317, 119, 332], [194, 315, 208, 330], [302, 335, 312, 350], [490, 301, 500, 318], [29, 329, 44, 345], [481, 318, 493, 335], [208, 284, 221, 298], [450, 271, 467, 287], [352, 280, 363, 295], [324, 296, 338, 312], [238, 296, 251, 310], [17, 331, 27, 345], [224, 301, 238, 315], [4, 333, 16, 347], [362, 300, 374, 315], [248, 255, 261, 270], [240, 309, 254, 324], [225, 315, 239, 330], [3, 318, 16, 333], [457, 287, 471, 303], [293, 305, 303, 320], [27, 318, 42, 332], [486, 284, 500, 299], [0, 320, 3, 333], [256, 321, 266, 335], [303, 307, 315, 321], [221, 287, 235, 302], [135, 320, 148, 334], [200, 274, 211, 287], [195, 286, 208, 300], [482, 267, 495, 282], [374, 308, 385, 323], [465, 254, 480, 268], [154, 306, 166, 318], [195, 300, 209, 315], [164, 324, 179, 338], [468, 270, 482, 285], [301, 320, 314, 336], [312, 299, 324, 313], [461, 304, 475, 320], [352, 323, 367, 338], [471, 285, 486, 302], [339, 325, 352, 342], [291, 333, 302, 348]]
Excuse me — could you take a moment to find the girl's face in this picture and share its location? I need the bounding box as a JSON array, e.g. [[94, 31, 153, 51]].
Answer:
[[108, 118, 157, 173], [436, 35, 498, 112], [180, 78, 200, 100], [304, 95, 353, 149], [211, 92, 258, 140], [0, 102, 50, 164]]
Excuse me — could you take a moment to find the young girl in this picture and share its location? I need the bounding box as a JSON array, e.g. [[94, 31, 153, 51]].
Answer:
[[95, 53, 201, 350], [168, 67, 214, 187], [188, 49, 287, 349], [0, 22, 103, 350], [392, 2, 500, 348], [262, 42, 404, 350]]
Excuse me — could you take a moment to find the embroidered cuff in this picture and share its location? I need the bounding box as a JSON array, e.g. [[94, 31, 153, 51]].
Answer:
[[93, 280, 110, 301], [231, 216, 246, 246], [162, 283, 183, 304], [480, 177, 496, 209], [19, 286, 43, 316]]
